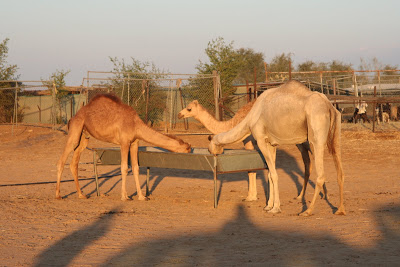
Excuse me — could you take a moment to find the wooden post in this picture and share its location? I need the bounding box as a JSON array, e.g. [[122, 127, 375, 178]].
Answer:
[[246, 80, 251, 103], [253, 67, 257, 99], [353, 71, 358, 97], [289, 60, 292, 80], [333, 78, 337, 109], [373, 86, 377, 132], [70, 97, 73, 119], [145, 80, 149, 124], [37, 105, 41, 123], [320, 72, 323, 93], [127, 74, 130, 106], [264, 62, 268, 82]]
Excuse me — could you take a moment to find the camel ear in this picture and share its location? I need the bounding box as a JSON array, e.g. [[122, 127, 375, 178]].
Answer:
[[193, 100, 199, 105], [208, 135, 213, 141]]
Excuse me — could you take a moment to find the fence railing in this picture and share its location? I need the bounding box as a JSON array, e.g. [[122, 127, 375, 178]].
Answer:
[[2, 69, 399, 134]]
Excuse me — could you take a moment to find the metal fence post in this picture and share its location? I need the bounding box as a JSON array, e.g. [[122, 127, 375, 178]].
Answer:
[[11, 82, 18, 135], [52, 81, 57, 129], [213, 70, 220, 121]]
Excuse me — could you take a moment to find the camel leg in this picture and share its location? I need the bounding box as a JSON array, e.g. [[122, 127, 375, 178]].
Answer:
[[120, 143, 130, 201], [295, 143, 312, 200], [243, 140, 257, 201], [69, 134, 89, 199], [258, 141, 280, 214], [264, 171, 274, 211], [56, 119, 84, 199], [299, 144, 325, 216], [130, 140, 148, 201]]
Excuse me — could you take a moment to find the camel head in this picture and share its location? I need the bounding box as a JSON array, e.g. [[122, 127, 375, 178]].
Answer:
[[178, 100, 200, 119], [208, 136, 224, 155], [165, 134, 192, 153]]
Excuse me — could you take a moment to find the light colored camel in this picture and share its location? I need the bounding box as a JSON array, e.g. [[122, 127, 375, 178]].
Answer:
[[178, 100, 314, 202], [209, 81, 345, 216], [56, 94, 191, 200]]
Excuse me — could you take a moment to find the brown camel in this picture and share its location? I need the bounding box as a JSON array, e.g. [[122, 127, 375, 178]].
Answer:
[[178, 100, 314, 203], [209, 81, 345, 216], [56, 94, 191, 200]]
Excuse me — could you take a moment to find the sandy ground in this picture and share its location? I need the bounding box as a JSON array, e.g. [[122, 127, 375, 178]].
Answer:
[[0, 123, 399, 266]]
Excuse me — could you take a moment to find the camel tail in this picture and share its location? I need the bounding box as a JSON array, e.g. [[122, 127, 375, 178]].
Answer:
[[327, 106, 346, 215], [327, 108, 340, 155]]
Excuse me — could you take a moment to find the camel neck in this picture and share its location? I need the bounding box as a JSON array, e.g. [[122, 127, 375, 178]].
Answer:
[[137, 122, 184, 152], [195, 106, 234, 134]]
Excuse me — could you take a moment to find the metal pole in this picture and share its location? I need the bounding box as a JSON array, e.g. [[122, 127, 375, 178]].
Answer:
[[264, 62, 268, 82], [333, 78, 337, 109], [146, 167, 150, 197], [11, 82, 18, 135], [93, 151, 100, 196], [86, 71, 89, 104], [213, 70, 220, 121], [145, 80, 150, 124], [353, 71, 358, 97], [320, 72, 323, 93], [253, 67, 257, 99], [373, 86, 377, 132], [213, 156, 218, 208], [127, 74, 130, 106]]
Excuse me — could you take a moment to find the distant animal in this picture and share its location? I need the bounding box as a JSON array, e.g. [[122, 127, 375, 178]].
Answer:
[[56, 94, 191, 200]]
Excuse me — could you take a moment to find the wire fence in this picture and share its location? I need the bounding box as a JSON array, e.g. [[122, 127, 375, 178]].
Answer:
[[82, 71, 220, 133], [0, 81, 57, 133], [2, 69, 399, 134]]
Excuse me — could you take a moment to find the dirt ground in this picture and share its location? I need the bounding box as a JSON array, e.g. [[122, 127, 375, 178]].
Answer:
[[0, 123, 399, 266]]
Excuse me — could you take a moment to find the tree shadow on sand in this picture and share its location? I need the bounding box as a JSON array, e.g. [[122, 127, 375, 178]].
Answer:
[[33, 203, 400, 266], [101, 204, 400, 266], [32, 207, 120, 267]]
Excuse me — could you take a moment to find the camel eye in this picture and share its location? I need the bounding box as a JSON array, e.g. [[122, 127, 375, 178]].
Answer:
[[187, 108, 191, 112]]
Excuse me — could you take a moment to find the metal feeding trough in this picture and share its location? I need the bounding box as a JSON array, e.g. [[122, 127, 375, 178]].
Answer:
[[91, 147, 266, 208]]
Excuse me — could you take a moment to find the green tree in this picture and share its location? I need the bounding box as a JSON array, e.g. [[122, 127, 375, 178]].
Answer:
[[266, 53, 294, 80], [109, 57, 167, 124], [234, 48, 266, 84], [0, 38, 20, 123], [0, 38, 18, 81], [196, 37, 240, 99], [45, 69, 71, 99], [42, 69, 71, 124], [359, 57, 398, 83]]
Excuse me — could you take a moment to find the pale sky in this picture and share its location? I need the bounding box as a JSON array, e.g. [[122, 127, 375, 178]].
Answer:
[[2, 0, 399, 85]]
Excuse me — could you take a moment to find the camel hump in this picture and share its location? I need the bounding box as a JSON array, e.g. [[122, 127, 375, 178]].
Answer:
[[278, 80, 311, 95], [90, 93, 122, 104]]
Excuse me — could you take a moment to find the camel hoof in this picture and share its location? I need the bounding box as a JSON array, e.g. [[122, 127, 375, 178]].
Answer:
[[55, 195, 62, 200], [263, 205, 273, 211], [242, 196, 257, 202], [295, 195, 304, 201], [78, 194, 88, 199], [138, 196, 150, 201], [121, 196, 131, 201], [299, 210, 312, 217], [335, 209, 346, 216], [267, 207, 282, 214]]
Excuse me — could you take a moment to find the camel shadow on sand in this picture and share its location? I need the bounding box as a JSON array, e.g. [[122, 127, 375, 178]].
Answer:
[[32, 203, 400, 266], [72, 146, 328, 212]]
